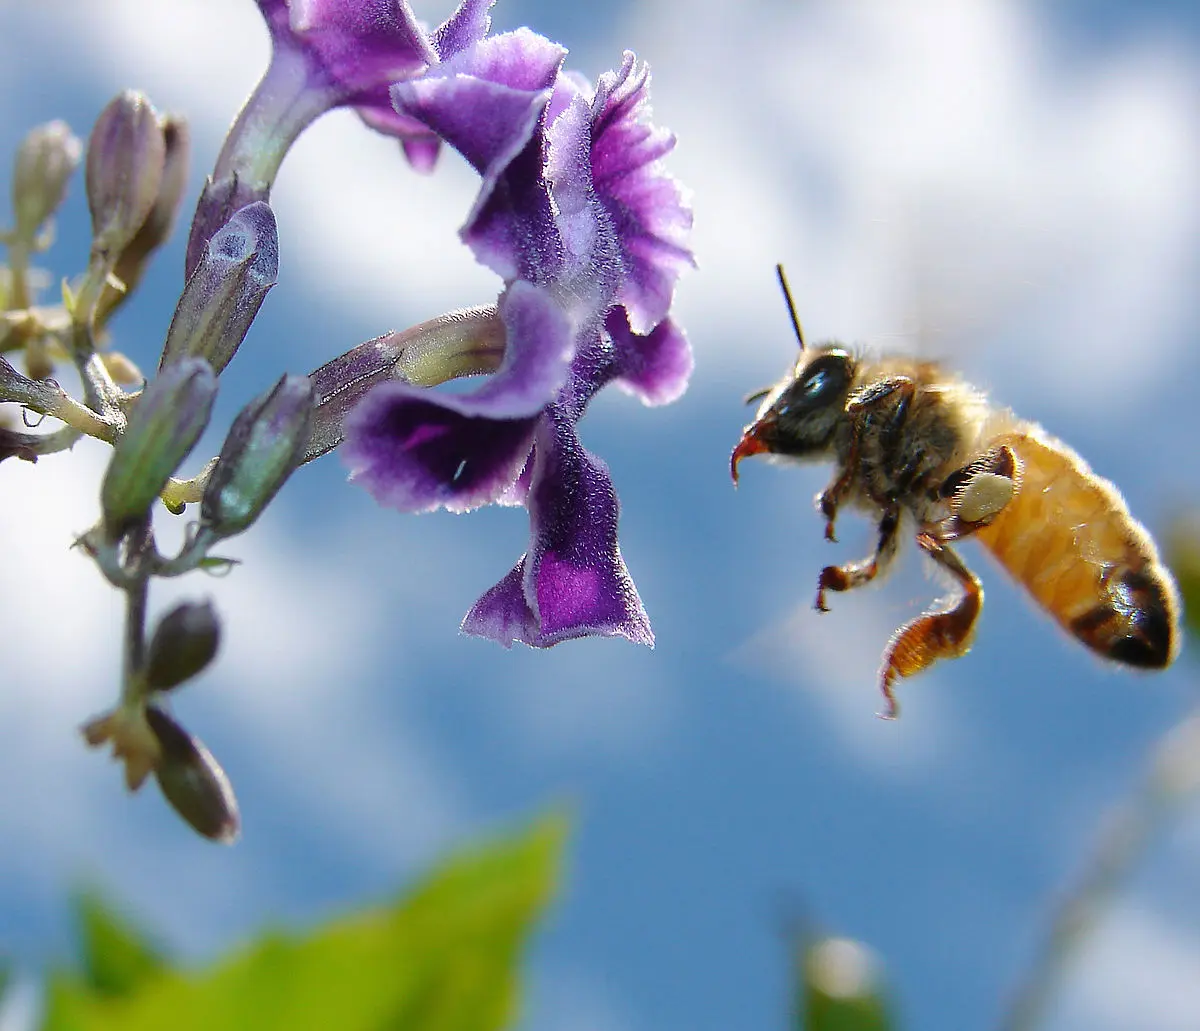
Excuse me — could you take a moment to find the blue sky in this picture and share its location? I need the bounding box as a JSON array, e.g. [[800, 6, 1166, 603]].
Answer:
[[1, 2, 1199, 1030]]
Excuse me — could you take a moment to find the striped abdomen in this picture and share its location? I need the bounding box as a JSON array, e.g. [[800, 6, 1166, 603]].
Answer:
[[972, 428, 1179, 669]]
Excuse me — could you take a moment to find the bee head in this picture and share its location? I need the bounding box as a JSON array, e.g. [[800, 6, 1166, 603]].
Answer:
[[731, 346, 856, 482]]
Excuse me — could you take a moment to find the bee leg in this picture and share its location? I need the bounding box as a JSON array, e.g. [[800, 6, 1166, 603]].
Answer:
[[930, 445, 1020, 544], [818, 379, 915, 542], [817, 468, 855, 542], [815, 505, 901, 612], [877, 536, 982, 720]]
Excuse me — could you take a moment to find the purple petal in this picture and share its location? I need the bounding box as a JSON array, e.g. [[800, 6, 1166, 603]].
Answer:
[[354, 104, 442, 168], [606, 308, 693, 406], [399, 134, 441, 173], [472, 280, 575, 415], [463, 134, 558, 283], [391, 29, 566, 282], [590, 53, 694, 334], [392, 70, 551, 187], [464, 414, 652, 647], [342, 279, 578, 511], [461, 562, 534, 646], [545, 95, 622, 299], [343, 385, 537, 513], [432, 0, 494, 59], [258, 0, 436, 98], [496, 450, 534, 506], [442, 27, 566, 91]]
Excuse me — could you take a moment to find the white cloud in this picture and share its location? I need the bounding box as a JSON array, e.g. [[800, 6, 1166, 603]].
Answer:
[[630, 0, 1200, 417], [0, 441, 469, 940], [528, 964, 638, 1031], [728, 571, 971, 778], [1057, 901, 1200, 1031], [14, 0, 1196, 419]]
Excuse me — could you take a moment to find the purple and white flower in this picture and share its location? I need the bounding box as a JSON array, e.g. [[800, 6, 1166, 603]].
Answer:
[[341, 15, 694, 648]]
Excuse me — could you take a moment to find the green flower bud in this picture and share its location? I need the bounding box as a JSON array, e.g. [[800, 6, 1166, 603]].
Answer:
[[145, 706, 240, 844], [799, 936, 893, 1030], [11, 119, 82, 241], [145, 599, 221, 691], [85, 91, 166, 256], [158, 202, 278, 375], [100, 358, 217, 540], [201, 374, 314, 537]]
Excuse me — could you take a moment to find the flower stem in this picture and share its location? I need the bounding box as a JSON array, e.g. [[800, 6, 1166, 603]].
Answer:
[[213, 46, 334, 193], [161, 458, 218, 511], [5, 237, 33, 311], [119, 532, 152, 708], [0, 354, 119, 441]]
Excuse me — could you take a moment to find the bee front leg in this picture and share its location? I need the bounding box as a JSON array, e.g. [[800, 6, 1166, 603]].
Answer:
[[816, 468, 855, 542], [877, 536, 982, 720], [815, 505, 901, 612]]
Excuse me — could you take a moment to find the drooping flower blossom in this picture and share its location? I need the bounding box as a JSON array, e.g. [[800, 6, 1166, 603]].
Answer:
[[187, 0, 495, 274], [341, 23, 694, 648]]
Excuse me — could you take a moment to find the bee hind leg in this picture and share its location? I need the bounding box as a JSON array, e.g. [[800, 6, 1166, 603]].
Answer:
[[929, 444, 1020, 544], [877, 536, 982, 720], [815, 505, 901, 612]]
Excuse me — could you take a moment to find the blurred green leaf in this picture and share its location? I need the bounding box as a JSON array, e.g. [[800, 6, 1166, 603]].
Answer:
[[1166, 517, 1200, 644], [74, 889, 169, 999], [0, 957, 11, 1006], [43, 812, 566, 1031], [797, 937, 894, 1031]]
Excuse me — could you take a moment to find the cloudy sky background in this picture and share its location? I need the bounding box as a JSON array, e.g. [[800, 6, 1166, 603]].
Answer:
[[1, 1, 1199, 1029]]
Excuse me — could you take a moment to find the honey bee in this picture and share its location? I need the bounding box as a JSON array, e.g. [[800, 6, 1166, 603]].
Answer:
[[732, 267, 1181, 718]]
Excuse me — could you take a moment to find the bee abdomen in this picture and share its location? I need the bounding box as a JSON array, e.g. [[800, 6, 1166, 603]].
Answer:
[[972, 430, 1179, 669]]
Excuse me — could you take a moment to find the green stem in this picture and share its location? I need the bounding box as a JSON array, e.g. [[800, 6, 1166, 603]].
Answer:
[[213, 46, 334, 193], [161, 458, 218, 511], [5, 237, 32, 311], [119, 539, 151, 708]]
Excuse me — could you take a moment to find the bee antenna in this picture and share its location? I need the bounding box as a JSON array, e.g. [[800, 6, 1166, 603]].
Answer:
[[775, 263, 806, 352]]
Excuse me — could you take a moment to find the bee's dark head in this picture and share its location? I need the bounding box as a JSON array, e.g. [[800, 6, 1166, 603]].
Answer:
[[731, 346, 856, 482]]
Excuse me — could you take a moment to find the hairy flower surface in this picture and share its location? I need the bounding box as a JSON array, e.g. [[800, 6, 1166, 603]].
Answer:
[[342, 24, 694, 648]]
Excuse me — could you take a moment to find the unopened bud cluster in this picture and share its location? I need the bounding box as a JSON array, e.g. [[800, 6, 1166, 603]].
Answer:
[[1, 87, 323, 842], [0, 18, 522, 843], [84, 599, 238, 842]]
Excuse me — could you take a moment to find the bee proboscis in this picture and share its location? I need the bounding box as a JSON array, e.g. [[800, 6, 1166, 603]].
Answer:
[[732, 266, 1180, 718]]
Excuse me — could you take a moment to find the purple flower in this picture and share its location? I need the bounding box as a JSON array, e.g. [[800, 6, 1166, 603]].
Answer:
[[342, 29, 694, 648], [188, 0, 495, 274]]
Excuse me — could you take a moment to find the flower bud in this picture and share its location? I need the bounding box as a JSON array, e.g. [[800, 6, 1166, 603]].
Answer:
[[184, 174, 267, 279], [85, 91, 166, 256], [101, 358, 217, 540], [145, 599, 221, 691], [11, 120, 82, 241], [145, 706, 240, 843], [97, 115, 190, 325], [100, 351, 143, 386], [800, 936, 892, 1029], [158, 202, 278, 375], [201, 374, 314, 537]]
